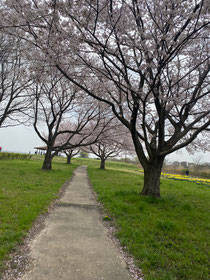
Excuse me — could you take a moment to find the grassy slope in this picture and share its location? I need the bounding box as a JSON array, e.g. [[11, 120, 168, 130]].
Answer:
[[84, 158, 210, 280], [0, 158, 78, 272]]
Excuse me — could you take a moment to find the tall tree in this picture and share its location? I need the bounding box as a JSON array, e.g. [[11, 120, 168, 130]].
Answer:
[[1, 0, 210, 196]]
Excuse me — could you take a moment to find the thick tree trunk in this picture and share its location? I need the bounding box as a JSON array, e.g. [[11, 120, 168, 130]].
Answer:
[[141, 157, 165, 197], [66, 155, 71, 164], [131, 130, 165, 197], [42, 150, 53, 170], [100, 158, 105, 169]]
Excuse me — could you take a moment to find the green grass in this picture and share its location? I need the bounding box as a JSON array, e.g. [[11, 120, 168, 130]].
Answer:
[[74, 156, 140, 172], [1, 156, 209, 279], [86, 160, 210, 280], [0, 158, 78, 274]]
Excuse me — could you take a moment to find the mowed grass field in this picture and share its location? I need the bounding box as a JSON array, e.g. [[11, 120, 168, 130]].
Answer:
[[85, 158, 210, 280], [0, 156, 209, 280], [0, 157, 79, 274]]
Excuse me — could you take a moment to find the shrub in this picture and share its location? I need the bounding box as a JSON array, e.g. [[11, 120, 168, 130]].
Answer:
[[0, 152, 32, 160], [80, 151, 89, 158]]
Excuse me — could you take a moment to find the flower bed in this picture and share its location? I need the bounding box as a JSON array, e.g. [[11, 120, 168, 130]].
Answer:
[[162, 172, 210, 186]]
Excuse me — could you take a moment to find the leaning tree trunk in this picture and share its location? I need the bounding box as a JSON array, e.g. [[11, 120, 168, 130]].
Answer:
[[100, 157, 106, 169], [141, 157, 165, 197], [42, 149, 53, 170], [66, 155, 71, 164]]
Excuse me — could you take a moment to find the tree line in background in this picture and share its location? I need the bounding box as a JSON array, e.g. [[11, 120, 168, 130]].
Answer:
[[0, 0, 209, 197]]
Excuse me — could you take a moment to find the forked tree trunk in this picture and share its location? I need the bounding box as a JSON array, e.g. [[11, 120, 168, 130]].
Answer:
[[141, 157, 165, 197], [42, 150, 53, 170], [100, 158, 105, 169], [66, 155, 71, 164]]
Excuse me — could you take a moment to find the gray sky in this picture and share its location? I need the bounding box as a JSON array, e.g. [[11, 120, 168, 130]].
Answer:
[[0, 125, 43, 154], [0, 125, 209, 163]]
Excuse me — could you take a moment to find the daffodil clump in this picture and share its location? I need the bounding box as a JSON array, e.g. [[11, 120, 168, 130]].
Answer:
[[161, 172, 210, 186]]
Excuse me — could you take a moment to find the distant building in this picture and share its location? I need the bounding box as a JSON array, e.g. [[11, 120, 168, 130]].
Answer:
[[34, 146, 47, 155]]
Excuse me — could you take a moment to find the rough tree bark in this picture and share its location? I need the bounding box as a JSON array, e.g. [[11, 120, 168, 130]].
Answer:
[[41, 148, 53, 170], [141, 157, 165, 197], [66, 155, 71, 164], [100, 157, 105, 169]]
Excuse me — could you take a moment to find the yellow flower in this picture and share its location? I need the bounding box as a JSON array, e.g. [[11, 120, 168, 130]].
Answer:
[[161, 172, 210, 186]]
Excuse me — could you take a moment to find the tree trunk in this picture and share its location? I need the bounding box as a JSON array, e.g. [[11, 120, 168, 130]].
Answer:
[[141, 157, 165, 197], [42, 150, 53, 170], [67, 155, 71, 164], [100, 158, 105, 169]]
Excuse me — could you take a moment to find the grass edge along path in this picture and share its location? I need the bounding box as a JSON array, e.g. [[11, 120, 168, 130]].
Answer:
[[0, 159, 78, 275], [87, 162, 210, 280]]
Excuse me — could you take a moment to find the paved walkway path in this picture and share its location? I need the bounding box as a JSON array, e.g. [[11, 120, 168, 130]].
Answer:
[[21, 166, 134, 280]]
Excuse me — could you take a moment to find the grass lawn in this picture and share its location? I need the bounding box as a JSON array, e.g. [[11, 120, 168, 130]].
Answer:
[[0, 158, 78, 274], [0, 156, 209, 279], [85, 159, 210, 280]]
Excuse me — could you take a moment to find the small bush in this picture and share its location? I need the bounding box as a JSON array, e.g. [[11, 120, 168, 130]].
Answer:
[[0, 152, 32, 161], [80, 151, 89, 158]]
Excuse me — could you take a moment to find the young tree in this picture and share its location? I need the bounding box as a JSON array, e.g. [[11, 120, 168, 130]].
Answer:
[[88, 139, 122, 170], [0, 33, 32, 127], [63, 148, 80, 164], [84, 123, 131, 169], [2, 0, 210, 196]]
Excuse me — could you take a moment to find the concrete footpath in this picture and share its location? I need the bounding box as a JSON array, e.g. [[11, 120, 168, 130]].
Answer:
[[21, 165, 134, 280]]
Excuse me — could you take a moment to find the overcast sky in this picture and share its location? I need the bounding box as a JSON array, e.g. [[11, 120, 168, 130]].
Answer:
[[0, 125, 209, 163], [0, 125, 43, 154]]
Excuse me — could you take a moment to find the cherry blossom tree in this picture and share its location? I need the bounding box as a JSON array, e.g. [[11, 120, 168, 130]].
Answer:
[[54, 120, 103, 164], [84, 123, 130, 169], [31, 68, 102, 170], [54, 122, 80, 164], [1, 0, 210, 196], [63, 148, 80, 164], [0, 32, 33, 127], [88, 139, 122, 170]]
